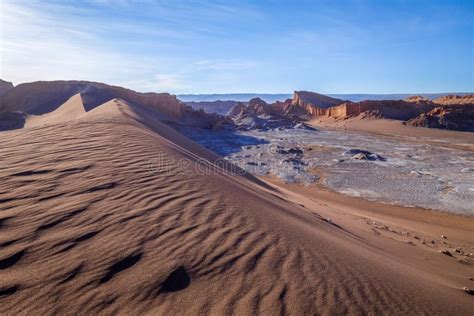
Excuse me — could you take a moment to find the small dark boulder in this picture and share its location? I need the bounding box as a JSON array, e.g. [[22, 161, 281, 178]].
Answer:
[[345, 149, 386, 161], [288, 148, 303, 155]]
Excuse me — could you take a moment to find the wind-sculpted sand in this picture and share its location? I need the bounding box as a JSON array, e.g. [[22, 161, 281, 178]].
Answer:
[[0, 99, 473, 314], [23, 93, 86, 128]]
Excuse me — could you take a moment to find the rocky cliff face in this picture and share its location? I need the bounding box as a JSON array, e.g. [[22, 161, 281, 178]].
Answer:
[[184, 100, 240, 115], [228, 92, 432, 121], [227, 102, 247, 118], [225, 91, 474, 132], [292, 91, 345, 109], [281, 98, 430, 121], [228, 98, 279, 118], [246, 98, 276, 116], [282, 91, 346, 119], [0, 80, 237, 132], [338, 100, 432, 120], [0, 79, 14, 97], [0, 80, 185, 121]]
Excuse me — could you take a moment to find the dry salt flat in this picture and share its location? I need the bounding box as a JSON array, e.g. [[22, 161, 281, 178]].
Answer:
[[179, 126, 474, 215]]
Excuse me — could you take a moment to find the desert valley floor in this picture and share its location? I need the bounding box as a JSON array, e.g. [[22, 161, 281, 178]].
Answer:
[[0, 96, 473, 315], [178, 121, 474, 215]]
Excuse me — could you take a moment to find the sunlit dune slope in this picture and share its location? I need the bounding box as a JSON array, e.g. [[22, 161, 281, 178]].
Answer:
[[0, 99, 472, 314], [24, 93, 86, 128]]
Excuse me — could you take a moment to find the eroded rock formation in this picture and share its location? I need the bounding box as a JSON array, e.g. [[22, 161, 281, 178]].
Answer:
[[227, 90, 474, 132], [0, 79, 14, 97], [407, 105, 474, 132]]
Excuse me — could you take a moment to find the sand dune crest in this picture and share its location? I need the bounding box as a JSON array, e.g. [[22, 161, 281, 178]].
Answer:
[[24, 93, 86, 128]]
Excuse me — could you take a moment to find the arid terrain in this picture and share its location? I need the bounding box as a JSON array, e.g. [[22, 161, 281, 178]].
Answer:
[[0, 80, 473, 315]]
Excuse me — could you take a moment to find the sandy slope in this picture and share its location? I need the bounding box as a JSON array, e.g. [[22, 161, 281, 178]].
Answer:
[[0, 99, 473, 314], [24, 93, 86, 128]]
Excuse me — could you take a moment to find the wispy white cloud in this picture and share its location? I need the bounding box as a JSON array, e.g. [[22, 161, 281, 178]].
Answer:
[[192, 59, 256, 72], [122, 74, 189, 93], [0, 0, 262, 93], [2, 0, 470, 93]]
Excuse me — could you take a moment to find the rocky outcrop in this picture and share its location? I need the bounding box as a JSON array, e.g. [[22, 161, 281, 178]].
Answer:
[[228, 91, 427, 123], [225, 91, 474, 132], [407, 106, 474, 132], [227, 102, 247, 118], [0, 80, 185, 121], [280, 91, 346, 119], [227, 98, 304, 130], [0, 80, 233, 131], [184, 100, 240, 115], [335, 100, 432, 120], [281, 98, 431, 121], [0, 112, 26, 132], [405, 95, 429, 103], [0, 79, 14, 97], [293, 91, 345, 109], [246, 98, 276, 116], [432, 94, 474, 106], [180, 105, 233, 130], [228, 98, 279, 118]]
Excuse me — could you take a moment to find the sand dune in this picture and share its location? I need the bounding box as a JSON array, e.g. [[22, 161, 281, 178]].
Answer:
[[0, 99, 473, 314], [24, 93, 86, 128]]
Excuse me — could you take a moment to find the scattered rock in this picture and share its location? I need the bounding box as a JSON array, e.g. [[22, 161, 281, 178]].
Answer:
[[288, 147, 303, 155], [440, 249, 453, 257], [345, 149, 386, 161], [353, 153, 369, 160], [461, 287, 474, 295], [281, 158, 306, 166], [441, 235, 447, 239]]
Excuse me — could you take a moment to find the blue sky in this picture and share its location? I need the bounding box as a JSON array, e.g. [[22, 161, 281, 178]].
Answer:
[[1, 0, 473, 93]]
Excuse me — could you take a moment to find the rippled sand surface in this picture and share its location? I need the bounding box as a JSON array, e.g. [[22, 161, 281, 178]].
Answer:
[[1, 100, 472, 314]]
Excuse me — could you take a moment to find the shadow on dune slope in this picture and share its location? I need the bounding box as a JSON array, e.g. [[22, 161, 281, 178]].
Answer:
[[0, 98, 472, 315]]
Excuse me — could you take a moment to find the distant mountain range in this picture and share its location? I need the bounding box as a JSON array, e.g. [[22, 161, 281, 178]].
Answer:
[[178, 94, 292, 103], [178, 93, 473, 103]]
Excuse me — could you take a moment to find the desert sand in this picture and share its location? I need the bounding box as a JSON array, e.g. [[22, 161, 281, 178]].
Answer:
[[0, 98, 473, 315], [24, 93, 86, 128]]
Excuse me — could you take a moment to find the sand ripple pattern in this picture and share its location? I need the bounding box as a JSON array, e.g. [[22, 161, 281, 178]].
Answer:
[[0, 103, 465, 314]]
